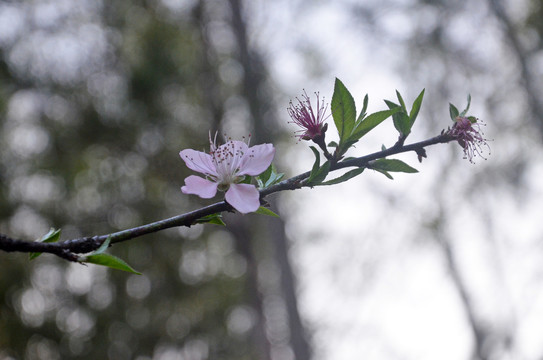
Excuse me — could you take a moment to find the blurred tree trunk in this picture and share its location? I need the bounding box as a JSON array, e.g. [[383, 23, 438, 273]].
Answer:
[[226, 0, 312, 359]]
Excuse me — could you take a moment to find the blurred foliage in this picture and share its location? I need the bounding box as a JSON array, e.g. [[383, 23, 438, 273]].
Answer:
[[0, 1, 265, 359]]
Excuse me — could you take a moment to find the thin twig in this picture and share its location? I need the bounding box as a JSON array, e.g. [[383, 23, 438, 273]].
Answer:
[[0, 132, 454, 260]]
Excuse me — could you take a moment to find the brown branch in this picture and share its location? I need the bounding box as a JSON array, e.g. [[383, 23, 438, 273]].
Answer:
[[0, 132, 454, 260]]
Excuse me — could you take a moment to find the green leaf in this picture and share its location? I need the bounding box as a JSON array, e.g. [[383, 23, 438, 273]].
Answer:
[[460, 94, 471, 117], [409, 89, 425, 126], [316, 167, 365, 186], [396, 90, 407, 112], [306, 146, 330, 185], [449, 103, 459, 121], [84, 253, 142, 275], [357, 94, 369, 121], [351, 108, 401, 141], [256, 164, 284, 189], [240, 175, 252, 184], [257, 164, 274, 187], [308, 161, 330, 185], [373, 168, 394, 180], [306, 146, 331, 185], [385, 100, 410, 136], [371, 159, 418, 173], [92, 236, 111, 255], [308, 146, 321, 179], [255, 206, 280, 218], [327, 141, 339, 148], [30, 228, 61, 260], [331, 78, 356, 142], [195, 213, 226, 226]]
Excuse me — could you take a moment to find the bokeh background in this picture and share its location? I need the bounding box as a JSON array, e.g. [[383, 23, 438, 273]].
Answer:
[[1, 0, 542, 359]]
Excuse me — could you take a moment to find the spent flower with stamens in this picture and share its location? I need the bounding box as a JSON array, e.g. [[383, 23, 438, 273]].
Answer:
[[287, 90, 329, 141], [180, 133, 275, 214], [449, 116, 490, 162]]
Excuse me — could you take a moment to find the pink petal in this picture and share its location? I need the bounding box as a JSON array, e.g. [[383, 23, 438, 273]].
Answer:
[[181, 175, 218, 199], [225, 183, 260, 214], [179, 149, 218, 177], [238, 144, 275, 176]]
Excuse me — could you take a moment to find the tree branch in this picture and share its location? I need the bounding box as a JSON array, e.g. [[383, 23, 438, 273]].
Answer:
[[0, 132, 454, 260]]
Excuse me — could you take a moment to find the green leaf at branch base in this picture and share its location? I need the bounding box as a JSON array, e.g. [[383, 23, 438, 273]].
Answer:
[[370, 159, 418, 180], [255, 206, 280, 218], [316, 167, 365, 186], [83, 253, 142, 275], [306, 146, 331, 186], [195, 213, 226, 226], [30, 228, 62, 260]]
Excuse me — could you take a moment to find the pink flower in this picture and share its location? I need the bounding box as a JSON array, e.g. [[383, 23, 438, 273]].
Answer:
[[180, 134, 275, 214], [450, 116, 490, 162], [287, 90, 329, 141]]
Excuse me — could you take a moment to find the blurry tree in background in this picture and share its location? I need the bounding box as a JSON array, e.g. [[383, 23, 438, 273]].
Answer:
[[0, 0, 307, 359]]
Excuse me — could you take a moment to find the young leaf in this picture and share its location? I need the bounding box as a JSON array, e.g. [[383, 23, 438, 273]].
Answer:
[[92, 236, 111, 255], [308, 146, 321, 179], [396, 90, 407, 112], [264, 171, 285, 188], [195, 213, 226, 226], [459, 94, 472, 117], [449, 103, 459, 121], [371, 159, 418, 173], [373, 168, 394, 180], [30, 228, 62, 260], [316, 168, 365, 186], [385, 100, 411, 136], [255, 206, 280, 218], [331, 78, 356, 142], [350, 108, 401, 141], [84, 253, 142, 275], [257, 164, 274, 187], [306, 161, 331, 186], [409, 89, 425, 126], [357, 94, 369, 121]]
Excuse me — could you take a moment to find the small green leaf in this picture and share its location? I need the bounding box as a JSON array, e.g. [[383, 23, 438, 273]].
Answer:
[[373, 168, 394, 179], [316, 167, 365, 186], [30, 228, 61, 260], [255, 206, 280, 218], [358, 94, 369, 121], [257, 164, 274, 187], [385, 100, 411, 136], [371, 159, 418, 173], [409, 89, 425, 126], [351, 108, 401, 141], [328, 141, 339, 148], [240, 175, 252, 184], [449, 103, 459, 121], [92, 236, 111, 255], [307, 161, 331, 186], [331, 78, 357, 142], [257, 164, 284, 189], [396, 90, 407, 112], [84, 253, 142, 275], [195, 213, 226, 226], [308, 146, 321, 178], [460, 94, 471, 117]]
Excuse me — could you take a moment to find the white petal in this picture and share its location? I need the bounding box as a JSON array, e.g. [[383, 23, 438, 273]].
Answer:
[[179, 149, 218, 177], [225, 183, 260, 214], [238, 144, 275, 176], [181, 175, 218, 199]]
